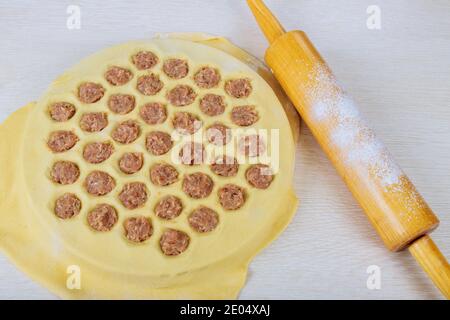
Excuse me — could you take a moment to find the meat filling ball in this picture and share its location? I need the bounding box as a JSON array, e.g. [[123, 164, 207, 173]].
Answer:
[[167, 85, 196, 106], [154, 195, 183, 220], [172, 112, 202, 135], [199, 94, 226, 116], [78, 82, 105, 103], [188, 206, 219, 233], [139, 102, 167, 125], [50, 161, 80, 185], [194, 67, 220, 89], [104, 66, 133, 86], [49, 102, 76, 122], [136, 73, 163, 96], [47, 131, 79, 153], [163, 59, 189, 79], [118, 182, 148, 209], [224, 78, 252, 98], [118, 152, 143, 174], [231, 105, 259, 126], [84, 171, 116, 196], [83, 142, 114, 164], [179, 142, 205, 165], [218, 184, 246, 210], [79, 112, 108, 132], [111, 120, 140, 144], [124, 216, 153, 243], [150, 163, 179, 186], [210, 156, 239, 177], [245, 164, 274, 189], [145, 131, 173, 156], [206, 123, 231, 146], [107, 94, 136, 114], [54, 193, 81, 219], [160, 229, 190, 256], [132, 51, 158, 70], [87, 204, 118, 232], [182, 172, 213, 199]]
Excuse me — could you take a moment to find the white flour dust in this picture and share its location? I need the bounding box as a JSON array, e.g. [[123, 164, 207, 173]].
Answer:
[[307, 64, 403, 188]]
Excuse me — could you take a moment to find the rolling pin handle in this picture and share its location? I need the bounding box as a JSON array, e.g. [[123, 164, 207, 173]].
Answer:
[[408, 235, 450, 299], [247, 0, 450, 299], [247, 0, 286, 44]]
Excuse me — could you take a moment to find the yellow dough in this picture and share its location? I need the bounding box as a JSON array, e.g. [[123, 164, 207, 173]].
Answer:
[[0, 34, 299, 299]]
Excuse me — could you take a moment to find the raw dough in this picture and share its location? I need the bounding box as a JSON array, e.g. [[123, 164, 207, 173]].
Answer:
[[0, 34, 299, 299]]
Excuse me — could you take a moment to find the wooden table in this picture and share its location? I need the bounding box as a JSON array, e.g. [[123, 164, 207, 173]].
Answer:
[[0, 0, 449, 299]]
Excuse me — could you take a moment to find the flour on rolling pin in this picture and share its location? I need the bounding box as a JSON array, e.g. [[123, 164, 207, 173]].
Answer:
[[306, 63, 427, 218], [248, 0, 448, 297]]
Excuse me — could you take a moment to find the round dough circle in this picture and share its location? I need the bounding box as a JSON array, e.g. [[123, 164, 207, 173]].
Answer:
[[21, 38, 297, 282]]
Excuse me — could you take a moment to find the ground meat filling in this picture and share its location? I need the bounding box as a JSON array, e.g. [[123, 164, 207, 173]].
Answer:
[[136, 73, 164, 96], [139, 102, 167, 125], [182, 172, 214, 199], [188, 206, 219, 233], [84, 171, 116, 196], [246, 164, 274, 189], [80, 112, 108, 132], [206, 123, 231, 146], [145, 131, 173, 156], [154, 195, 183, 220], [49, 102, 76, 122], [78, 82, 105, 103], [87, 204, 118, 232], [118, 152, 143, 174], [238, 135, 266, 157], [47, 131, 79, 152], [104, 66, 133, 86], [194, 67, 221, 89], [199, 94, 226, 116], [50, 161, 80, 185], [54, 193, 81, 219], [132, 51, 159, 70], [218, 184, 246, 210], [160, 229, 190, 256], [118, 182, 148, 209], [172, 112, 202, 135], [150, 163, 179, 186], [210, 155, 239, 177], [231, 105, 259, 126], [124, 216, 153, 242], [163, 59, 189, 79], [224, 78, 252, 98], [167, 85, 197, 106], [179, 142, 205, 165], [83, 142, 114, 164], [108, 94, 136, 114], [111, 120, 140, 144]]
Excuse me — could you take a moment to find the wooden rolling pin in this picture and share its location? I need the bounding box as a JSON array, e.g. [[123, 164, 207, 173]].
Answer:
[[247, 0, 450, 298]]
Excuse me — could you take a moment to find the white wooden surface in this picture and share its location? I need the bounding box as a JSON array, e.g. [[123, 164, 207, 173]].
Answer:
[[1, 0, 449, 299]]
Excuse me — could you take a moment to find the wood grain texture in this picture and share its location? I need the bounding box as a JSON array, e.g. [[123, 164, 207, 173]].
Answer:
[[408, 235, 450, 298], [0, 0, 449, 299]]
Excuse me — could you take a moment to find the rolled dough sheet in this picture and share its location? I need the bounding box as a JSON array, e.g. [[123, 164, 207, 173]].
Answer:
[[0, 34, 299, 299]]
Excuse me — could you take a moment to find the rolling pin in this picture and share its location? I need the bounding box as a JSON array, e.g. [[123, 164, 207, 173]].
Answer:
[[247, 0, 450, 298]]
